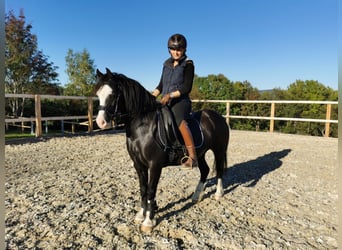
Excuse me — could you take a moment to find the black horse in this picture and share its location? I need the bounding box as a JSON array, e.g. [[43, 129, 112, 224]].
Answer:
[[95, 68, 230, 232]]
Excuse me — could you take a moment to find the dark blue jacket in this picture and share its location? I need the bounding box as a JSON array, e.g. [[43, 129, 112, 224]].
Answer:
[[155, 55, 194, 98]]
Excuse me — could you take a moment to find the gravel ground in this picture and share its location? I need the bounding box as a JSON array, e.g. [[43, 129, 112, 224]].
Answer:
[[5, 130, 338, 249]]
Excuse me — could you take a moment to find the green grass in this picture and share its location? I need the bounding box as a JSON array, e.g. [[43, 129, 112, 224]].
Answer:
[[5, 128, 90, 140], [5, 132, 35, 140], [5, 129, 62, 140]]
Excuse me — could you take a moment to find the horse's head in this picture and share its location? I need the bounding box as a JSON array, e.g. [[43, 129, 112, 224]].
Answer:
[[95, 68, 159, 129], [95, 68, 125, 129]]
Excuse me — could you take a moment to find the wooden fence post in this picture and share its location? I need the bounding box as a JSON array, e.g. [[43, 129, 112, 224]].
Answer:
[[88, 97, 93, 133], [61, 120, 64, 134], [325, 103, 331, 137], [226, 101, 230, 124], [35, 95, 42, 137], [270, 102, 275, 133]]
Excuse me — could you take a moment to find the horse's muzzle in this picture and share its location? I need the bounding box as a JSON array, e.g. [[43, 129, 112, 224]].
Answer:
[[96, 112, 111, 129]]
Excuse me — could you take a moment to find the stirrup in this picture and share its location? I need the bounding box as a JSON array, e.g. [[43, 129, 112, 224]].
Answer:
[[180, 155, 198, 170]]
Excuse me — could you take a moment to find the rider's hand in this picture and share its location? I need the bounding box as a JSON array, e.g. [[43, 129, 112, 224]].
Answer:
[[160, 93, 171, 105]]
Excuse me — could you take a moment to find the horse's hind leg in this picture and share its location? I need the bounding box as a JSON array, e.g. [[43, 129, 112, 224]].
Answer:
[[213, 150, 227, 200], [215, 178, 224, 200]]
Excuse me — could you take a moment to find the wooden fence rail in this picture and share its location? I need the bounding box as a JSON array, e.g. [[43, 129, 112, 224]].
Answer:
[[5, 94, 338, 137], [192, 99, 338, 137]]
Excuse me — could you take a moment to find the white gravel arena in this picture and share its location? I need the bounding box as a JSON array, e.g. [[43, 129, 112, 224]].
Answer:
[[5, 130, 338, 249]]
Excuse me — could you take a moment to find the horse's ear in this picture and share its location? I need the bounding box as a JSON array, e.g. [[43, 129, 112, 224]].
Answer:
[[105, 68, 112, 76], [96, 69, 103, 78]]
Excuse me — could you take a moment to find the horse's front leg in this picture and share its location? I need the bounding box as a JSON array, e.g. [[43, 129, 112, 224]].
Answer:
[[192, 156, 210, 202], [140, 166, 162, 233], [133, 163, 148, 224]]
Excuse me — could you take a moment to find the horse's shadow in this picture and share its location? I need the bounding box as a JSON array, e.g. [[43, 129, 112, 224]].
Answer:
[[157, 148, 292, 222]]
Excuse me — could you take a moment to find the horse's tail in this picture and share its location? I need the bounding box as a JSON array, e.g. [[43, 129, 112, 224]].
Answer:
[[211, 149, 228, 172], [213, 148, 228, 170], [224, 151, 228, 169]]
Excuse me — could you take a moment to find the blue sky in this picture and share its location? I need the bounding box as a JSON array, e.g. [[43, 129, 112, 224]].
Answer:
[[6, 0, 338, 91]]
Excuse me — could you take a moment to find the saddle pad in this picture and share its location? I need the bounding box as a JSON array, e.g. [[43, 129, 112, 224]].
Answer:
[[186, 117, 204, 148]]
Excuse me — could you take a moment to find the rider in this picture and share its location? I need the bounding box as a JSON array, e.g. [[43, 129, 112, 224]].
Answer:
[[152, 33, 198, 170]]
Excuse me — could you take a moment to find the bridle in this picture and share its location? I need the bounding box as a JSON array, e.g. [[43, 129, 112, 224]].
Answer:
[[98, 92, 128, 121]]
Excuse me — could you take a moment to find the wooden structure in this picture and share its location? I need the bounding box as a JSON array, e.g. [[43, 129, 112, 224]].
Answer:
[[5, 94, 338, 137]]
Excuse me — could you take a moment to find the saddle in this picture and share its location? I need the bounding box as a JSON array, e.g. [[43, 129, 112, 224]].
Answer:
[[155, 106, 204, 157]]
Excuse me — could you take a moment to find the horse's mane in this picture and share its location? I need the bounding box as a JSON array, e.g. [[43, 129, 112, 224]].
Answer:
[[111, 73, 159, 116]]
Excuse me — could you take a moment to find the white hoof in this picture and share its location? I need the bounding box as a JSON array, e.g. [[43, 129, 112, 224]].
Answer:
[[214, 178, 224, 200], [134, 208, 145, 224], [140, 211, 155, 233], [214, 190, 224, 200], [141, 223, 153, 233]]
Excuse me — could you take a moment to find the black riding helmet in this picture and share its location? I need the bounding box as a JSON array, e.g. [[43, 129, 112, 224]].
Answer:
[[167, 34, 187, 50]]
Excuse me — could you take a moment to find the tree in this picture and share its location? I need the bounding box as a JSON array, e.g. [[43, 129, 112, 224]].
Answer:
[[232, 80, 260, 100], [192, 74, 234, 113], [280, 80, 338, 136], [286, 80, 335, 101], [5, 10, 59, 117], [29, 50, 59, 94], [64, 49, 96, 96], [193, 74, 233, 100], [226, 80, 260, 130]]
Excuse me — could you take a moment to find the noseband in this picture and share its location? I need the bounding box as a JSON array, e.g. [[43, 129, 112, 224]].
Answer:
[[98, 92, 127, 121]]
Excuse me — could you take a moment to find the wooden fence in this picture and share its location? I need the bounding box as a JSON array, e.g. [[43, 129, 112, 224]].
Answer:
[[5, 94, 338, 137], [5, 94, 93, 136], [192, 99, 338, 137]]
